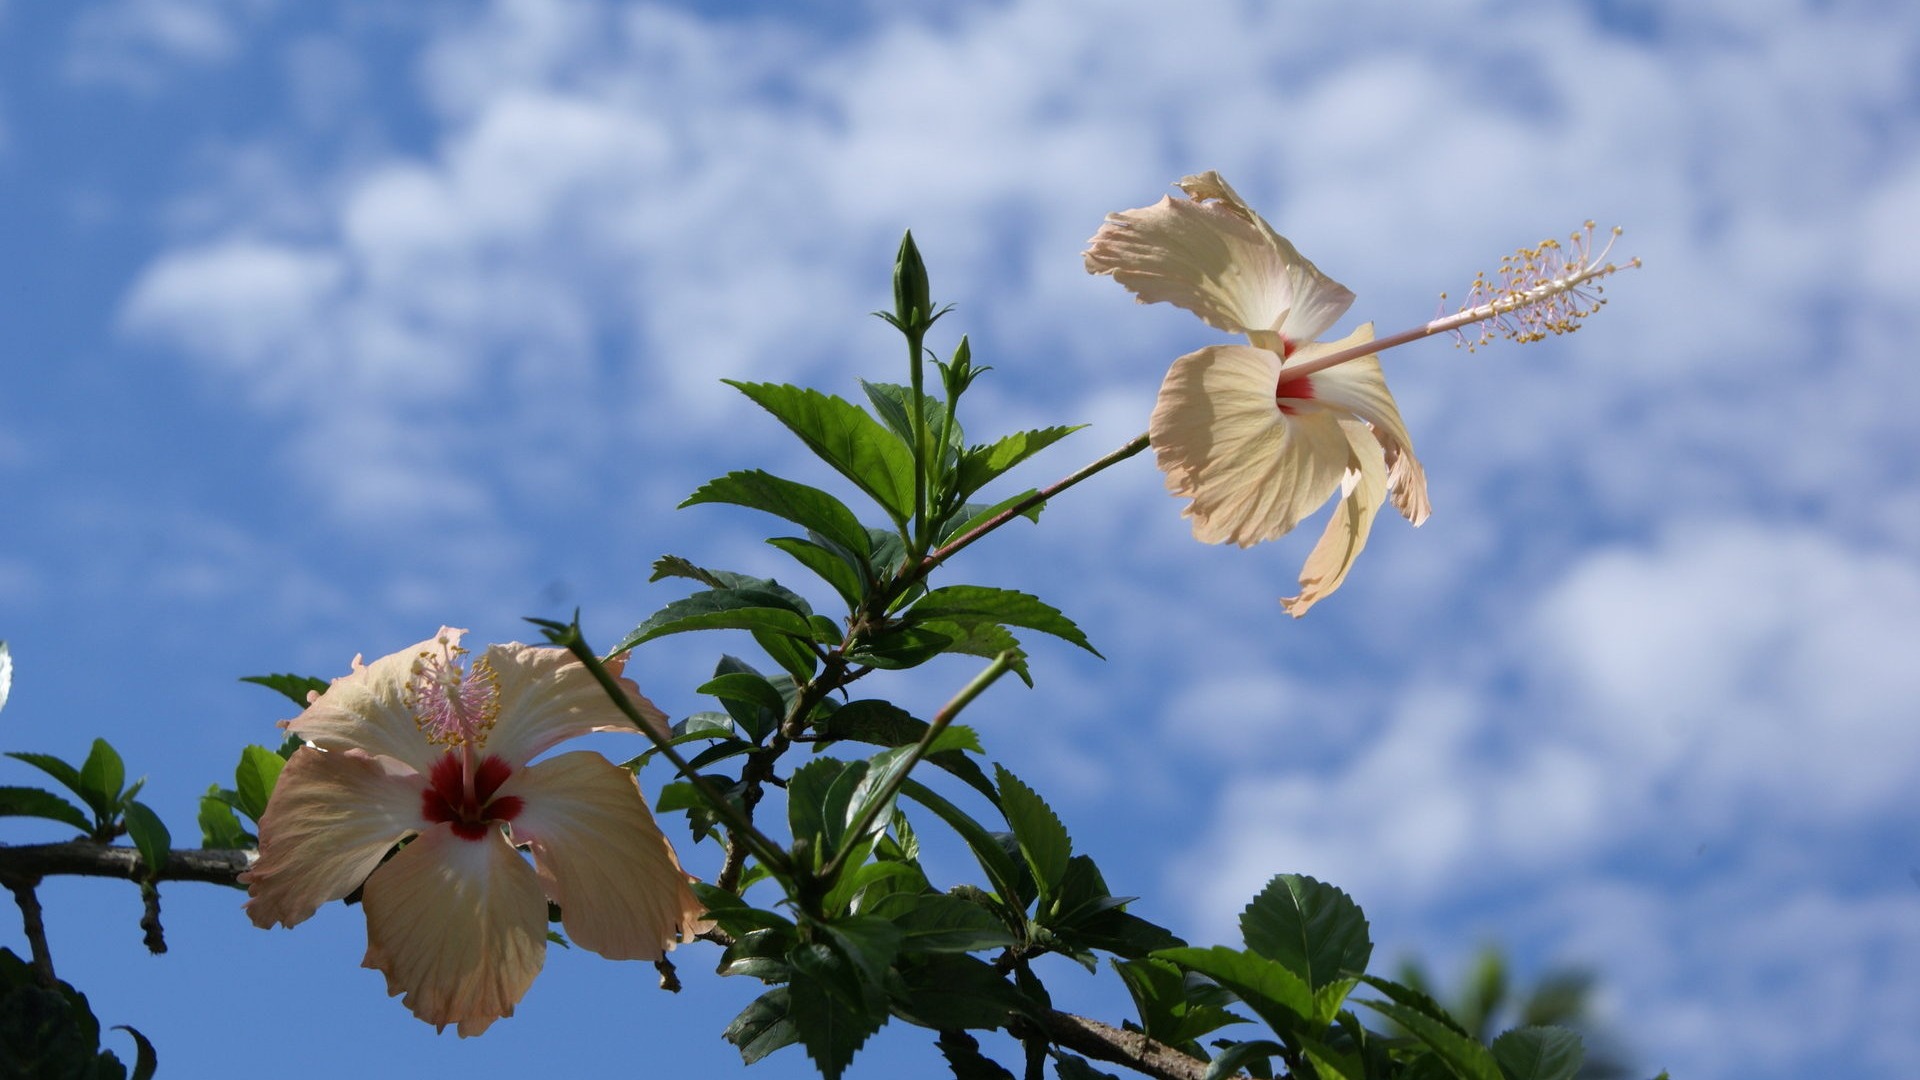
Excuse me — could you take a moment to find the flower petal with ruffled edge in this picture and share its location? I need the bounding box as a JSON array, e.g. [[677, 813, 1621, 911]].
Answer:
[[1085, 170, 1355, 349], [1291, 326, 1431, 526], [242, 746, 427, 929], [481, 646, 666, 767], [1150, 344, 1352, 546], [284, 629, 462, 775], [501, 751, 708, 959], [359, 825, 549, 1038]]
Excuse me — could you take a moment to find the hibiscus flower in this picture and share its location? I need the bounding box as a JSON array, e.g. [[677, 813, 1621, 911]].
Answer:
[[1085, 171, 1430, 615], [242, 628, 705, 1036]]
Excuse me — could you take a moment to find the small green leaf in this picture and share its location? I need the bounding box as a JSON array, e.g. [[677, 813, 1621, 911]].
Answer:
[[239, 673, 329, 707], [196, 788, 253, 851], [1203, 1039, 1286, 1080], [937, 489, 1046, 545], [900, 779, 1028, 914], [115, 1023, 158, 1080], [845, 625, 952, 670], [893, 953, 1032, 1032], [699, 662, 788, 743], [787, 964, 889, 1080], [862, 380, 960, 455], [121, 801, 171, 877], [865, 892, 1018, 953], [1112, 958, 1247, 1053], [1054, 1054, 1122, 1080], [1490, 1027, 1584, 1080], [684, 470, 874, 559], [77, 739, 126, 821], [725, 380, 918, 524], [817, 700, 997, 802], [1239, 874, 1372, 992], [0, 786, 93, 834], [789, 759, 859, 868], [910, 586, 1100, 657], [233, 745, 288, 824], [952, 426, 1081, 503], [752, 628, 822, 682], [994, 766, 1073, 899]]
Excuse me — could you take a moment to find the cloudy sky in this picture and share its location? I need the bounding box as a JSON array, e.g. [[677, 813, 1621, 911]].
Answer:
[[3, 1, 1917, 1077]]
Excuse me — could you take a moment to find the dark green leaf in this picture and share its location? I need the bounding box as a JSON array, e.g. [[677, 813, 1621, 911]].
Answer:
[[1355, 975, 1475, 1037], [121, 801, 170, 877], [790, 759, 858, 868], [0, 948, 128, 1080], [699, 663, 787, 743], [1490, 1027, 1584, 1080], [900, 779, 1028, 914], [1054, 1054, 1121, 1080], [683, 469, 873, 558], [845, 625, 953, 670], [693, 884, 796, 938], [724, 987, 801, 1065], [817, 700, 998, 802], [115, 1024, 157, 1080], [0, 786, 92, 834], [937, 1029, 1018, 1080], [994, 766, 1072, 899], [722, 927, 799, 981], [1204, 1039, 1286, 1080], [937, 489, 1046, 545], [725, 380, 918, 524], [1075, 908, 1185, 960], [77, 740, 125, 820], [1154, 946, 1318, 1043], [768, 536, 868, 612], [819, 915, 905, 990], [862, 380, 960, 453], [233, 745, 287, 824], [1112, 958, 1246, 1053], [787, 965, 889, 1080], [893, 953, 1032, 1031], [239, 673, 329, 708], [1240, 874, 1372, 992], [910, 586, 1100, 657], [616, 588, 819, 652], [1357, 999, 1504, 1080], [913, 619, 1034, 687], [865, 891, 1019, 953], [753, 627, 822, 682]]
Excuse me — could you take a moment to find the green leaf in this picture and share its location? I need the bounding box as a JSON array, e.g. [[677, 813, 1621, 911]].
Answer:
[[196, 787, 253, 851], [937, 489, 1046, 545], [121, 801, 170, 878], [1154, 946, 1318, 1043], [865, 891, 1019, 953], [1356, 974, 1475, 1037], [1239, 874, 1372, 992], [894, 953, 1032, 1032], [3, 752, 85, 806], [115, 1024, 157, 1080], [818, 700, 998, 802], [753, 627, 822, 682], [233, 745, 288, 823], [790, 759, 859, 868], [910, 586, 1100, 657], [239, 673, 328, 707], [1490, 1027, 1584, 1080], [693, 883, 796, 937], [0, 786, 92, 834], [1357, 999, 1504, 1080], [699, 661, 788, 743], [913, 619, 1034, 687], [936, 1029, 1018, 1079], [768, 535, 867, 612], [845, 625, 953, 671], [1204, 1039, 1286, 1080], [862, 380, 960, 454], [994, 766, 1073, 900], [819, 915, 905, 990], [952, 426, 1081, 503], [787, 958, 889, 1079], [684, 470, 874, 560], [1054, 1054, 1121, 1080], [725, 380, 918, 524], [724, 987, 802, 1065], [616, 587, 820, 652], [1112, 958, 1247, 1054], [900, 779, 1029, 914], [77, 739, 126, 821], [0, 947, 129, 1080]]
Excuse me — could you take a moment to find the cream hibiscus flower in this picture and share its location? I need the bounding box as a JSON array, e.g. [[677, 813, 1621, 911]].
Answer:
[[242, 628, 705, 1036], [1085, 171, 1430, 615]]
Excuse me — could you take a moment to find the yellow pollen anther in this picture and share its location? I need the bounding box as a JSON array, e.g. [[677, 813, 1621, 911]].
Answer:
[[1451, 221, 1635, 352]]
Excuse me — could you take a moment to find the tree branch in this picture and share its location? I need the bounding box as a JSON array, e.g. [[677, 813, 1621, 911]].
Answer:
[[0, 841, 250, 888], [1021, 1008, 1249, 1080]]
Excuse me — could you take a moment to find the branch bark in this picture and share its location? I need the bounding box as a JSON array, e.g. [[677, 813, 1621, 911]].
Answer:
[[0, 841, 250, 888], [1023, 1008, 1249, 1080]]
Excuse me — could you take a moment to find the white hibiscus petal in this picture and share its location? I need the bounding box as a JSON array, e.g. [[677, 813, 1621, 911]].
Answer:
[[1151, 345, 1350, 546], [1294, 325, 1431, 526], [285, 630, 457, 774], [1085, 191, 1298, 335], [242, 746, 424, 930], [502, 752, 706, 960], [1282, 425, 1390, 617], [482, 645, 665, 766], [360, 825, 548, 1038]]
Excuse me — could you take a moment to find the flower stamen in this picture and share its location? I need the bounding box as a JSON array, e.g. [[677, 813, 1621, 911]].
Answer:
[[404, 633, 501, 750]]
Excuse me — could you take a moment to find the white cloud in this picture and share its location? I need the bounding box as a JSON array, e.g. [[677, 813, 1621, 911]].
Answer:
[[66, 0, 266, 89]]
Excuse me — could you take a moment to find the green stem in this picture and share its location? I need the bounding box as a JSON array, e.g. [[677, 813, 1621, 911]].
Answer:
[[818, 650, 1016, 884], [907, 327, 929, 556]]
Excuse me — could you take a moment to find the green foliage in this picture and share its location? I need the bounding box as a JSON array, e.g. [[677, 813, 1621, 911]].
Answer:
[[1240, 874, 1373, 993], [238, 673, 328, 707], [0, 948, 149, 1080], [0, 786, 92, 835]]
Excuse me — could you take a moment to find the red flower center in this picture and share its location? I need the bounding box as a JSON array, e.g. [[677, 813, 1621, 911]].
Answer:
[[1276, 373, 1316, 416], [421, 752, 524, 841]]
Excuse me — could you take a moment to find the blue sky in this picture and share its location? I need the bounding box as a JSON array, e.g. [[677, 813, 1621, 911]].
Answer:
[[3, 1, 1918, 1077]]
